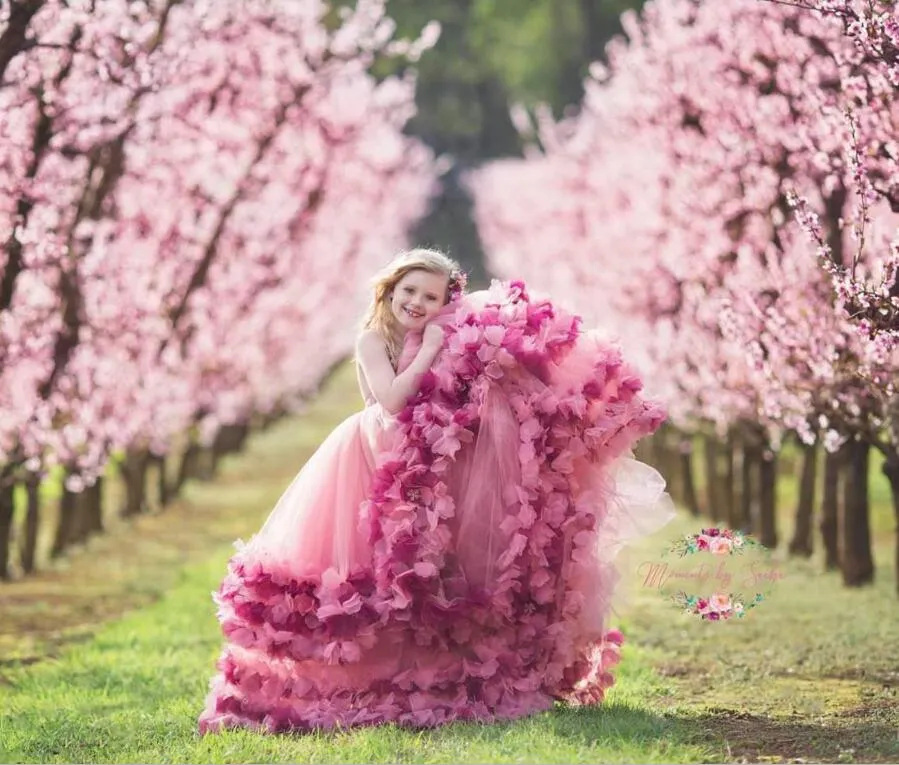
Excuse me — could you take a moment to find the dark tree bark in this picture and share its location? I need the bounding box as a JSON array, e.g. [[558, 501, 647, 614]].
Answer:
[[703, 435, 722, 522], [119, 449, 149, 518], [841, 439, 875, 587], [174, 440, 201, 496], [71, 484, 91, 545], [650, 427, 679, 503], [153, 454, 171, 508], [739, 438, 756, 534], [257, 409, 278, 431], [881, 455, 899, 597], [217, 423, 249, 455], [234, 423, 250, 452], [724, 431, 738, 528], [789, 442, 817, 557], [821, 448, 842, 570], [20, 474, 41, 574], [210, 440, 224, 479], [0, 480, 15, 579], [208, 423, 249, 478], [50, 478, 78, 559], [667, 430, 685, 504], [197, 446, 216, 481], [679, 436, 701, 516], [758, 448, 779, 549], [84, 477, 103, 534], [0, 1, 46, 84]]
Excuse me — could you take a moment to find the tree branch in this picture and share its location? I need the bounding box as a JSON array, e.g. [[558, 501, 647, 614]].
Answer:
[[0, 0, 45, 83]]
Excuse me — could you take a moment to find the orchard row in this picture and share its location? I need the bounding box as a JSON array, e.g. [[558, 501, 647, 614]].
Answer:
[[0, 0, 439, 575], [469, 0, 899, 592]]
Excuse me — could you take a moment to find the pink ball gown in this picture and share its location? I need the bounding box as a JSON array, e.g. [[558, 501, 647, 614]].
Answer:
[[198, 280, 676, 734]]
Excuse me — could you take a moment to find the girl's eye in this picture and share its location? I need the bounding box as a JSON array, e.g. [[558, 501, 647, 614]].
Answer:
[[427, 295, 437, 301], [403, 287, 414, 293]]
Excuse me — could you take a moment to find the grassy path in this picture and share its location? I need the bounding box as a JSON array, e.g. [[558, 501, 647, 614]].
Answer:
[[2, 363, 898, 763]]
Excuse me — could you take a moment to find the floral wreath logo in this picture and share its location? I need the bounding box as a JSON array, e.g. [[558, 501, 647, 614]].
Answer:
[[642, 526, 783, 622]]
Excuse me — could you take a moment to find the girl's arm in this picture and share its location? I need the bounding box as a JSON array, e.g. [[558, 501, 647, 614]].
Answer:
[[356, 328, 443, 415]]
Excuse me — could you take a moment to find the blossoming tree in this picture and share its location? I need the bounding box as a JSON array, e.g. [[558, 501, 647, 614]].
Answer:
[[0, 0, 440, 577], [468, 0, 899, 592]]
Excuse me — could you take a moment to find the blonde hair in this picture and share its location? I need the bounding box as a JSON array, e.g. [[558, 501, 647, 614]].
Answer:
[[361, 248, 463, 365]]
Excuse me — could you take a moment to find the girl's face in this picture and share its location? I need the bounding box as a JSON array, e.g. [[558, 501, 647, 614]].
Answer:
[[390, 269, 448, 332]]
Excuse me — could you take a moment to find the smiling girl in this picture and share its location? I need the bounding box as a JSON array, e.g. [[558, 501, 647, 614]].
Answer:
[[198, 247, 675, 735], [355, 249, 463, 414]]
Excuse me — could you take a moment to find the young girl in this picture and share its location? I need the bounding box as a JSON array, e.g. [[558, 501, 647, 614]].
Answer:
[[198, 248, 676, 734]]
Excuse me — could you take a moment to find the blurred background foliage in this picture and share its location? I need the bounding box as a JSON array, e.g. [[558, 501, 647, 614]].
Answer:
[[335, 0, 645, 280]]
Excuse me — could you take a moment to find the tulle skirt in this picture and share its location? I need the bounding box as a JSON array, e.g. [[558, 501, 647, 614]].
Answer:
[[240, 405, 396, 579]]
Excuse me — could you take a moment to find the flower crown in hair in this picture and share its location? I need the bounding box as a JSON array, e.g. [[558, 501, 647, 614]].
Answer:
[[448, 269, 467, 302]]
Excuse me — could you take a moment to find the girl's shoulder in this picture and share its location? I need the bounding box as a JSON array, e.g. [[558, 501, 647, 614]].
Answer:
[[356, 329, 387, 358], [356, 328, 385, 354]]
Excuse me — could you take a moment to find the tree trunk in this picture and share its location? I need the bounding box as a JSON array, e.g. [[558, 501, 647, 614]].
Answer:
[[0, 480, 14, 579], [259, 408, 282, 430], [50, 479, 78, 559], [71, 481, 93, 545], [881, 454, 899, 598], [651, 427, 679, 503], [758, 448, 778, 549], [85, 477, 103, 534], [174, 440, 200, 496], [739, 438, 755, 534], [666, 429, 684, 502], [20, 474, 41, 574], [197, 446, 216, 481], [789, 442, 817, 557], [216, 423, 248, 455], [703, 435, 722, 522], [235, 423, 249, 452], [210, 428, 229, 478], [154, 454, 171, 508], [821, 448, 842, 570], [119, 449, 149, 518], [679, 436, 701, 516], [840, 439, 874, 587], [0, 1, 47, 85], [724, 431, 738, 529]]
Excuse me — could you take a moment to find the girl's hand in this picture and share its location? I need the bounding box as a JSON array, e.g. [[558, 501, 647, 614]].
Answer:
[[422, 323, 444, 351]]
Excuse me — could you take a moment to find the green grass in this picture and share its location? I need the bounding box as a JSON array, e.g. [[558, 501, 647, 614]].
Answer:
[[613, 512, 899, 763], [1, 362, 898, 763]]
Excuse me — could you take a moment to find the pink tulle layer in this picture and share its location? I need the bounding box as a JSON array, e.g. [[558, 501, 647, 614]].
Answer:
[[198, 280, 676, 734]]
